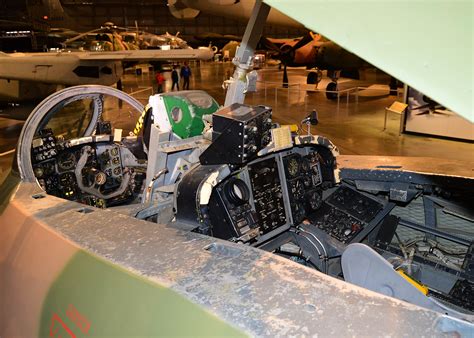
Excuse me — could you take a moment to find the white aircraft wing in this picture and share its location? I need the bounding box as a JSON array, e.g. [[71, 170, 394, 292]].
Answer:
[[74, 48, 214, 61], [0, 49, 214, 86]]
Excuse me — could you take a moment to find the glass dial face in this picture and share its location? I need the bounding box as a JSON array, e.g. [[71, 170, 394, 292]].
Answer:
[[59, 172, 75, 186], [58, 152, 76, 171], [301, 158, 311, 172], [34, 167, 44, 178], [233, 184, 243, 200], [309, 191, 322, 210], [288, 158, 299, 177]]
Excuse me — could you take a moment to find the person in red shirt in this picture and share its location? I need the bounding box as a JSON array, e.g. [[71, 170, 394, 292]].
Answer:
[[155, 71, 165, 94]]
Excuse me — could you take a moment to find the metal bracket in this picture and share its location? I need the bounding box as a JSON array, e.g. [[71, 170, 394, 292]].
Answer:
[[224, 0, 270, 106]]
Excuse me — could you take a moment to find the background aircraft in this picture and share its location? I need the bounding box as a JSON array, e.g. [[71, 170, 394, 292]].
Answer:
[[263, 33, 371, 98], [190, 30, 379, 99], [411, 95, 451, 117], [192, 32, 242, 50], [61, 22, 191, 51], [61, 22, 140, 51], [169, 1, 394, 99], [0, 48, 213, 119], [137, 31, 191, 50]]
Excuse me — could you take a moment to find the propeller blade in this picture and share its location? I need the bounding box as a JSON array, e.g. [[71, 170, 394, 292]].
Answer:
[[415, 111, 430, 115], [278, 31, 314, 68], [63, 27, 105, 45], [112, 25, 129, 32], [260, 37, 281, 53], [289, 31, 314, 52], [411, 103, 431, 111], [432, 111, 449, 116]]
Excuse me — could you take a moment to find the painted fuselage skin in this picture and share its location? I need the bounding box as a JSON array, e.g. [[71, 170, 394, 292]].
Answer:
[[175, 0, 303, 27]]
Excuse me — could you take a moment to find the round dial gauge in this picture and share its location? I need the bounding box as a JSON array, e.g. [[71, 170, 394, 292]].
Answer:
[[59, 172, 75, 186], [57, 152, 76, 171], [309, 191, 323, 210], [287, 158, 299, 177], [300, 157, 311, 172], [303, 175, 312, 187]]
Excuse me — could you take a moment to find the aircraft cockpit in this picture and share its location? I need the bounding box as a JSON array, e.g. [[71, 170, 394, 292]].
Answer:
[[18, 86, 474, 324], [18, 86, 147, 209]]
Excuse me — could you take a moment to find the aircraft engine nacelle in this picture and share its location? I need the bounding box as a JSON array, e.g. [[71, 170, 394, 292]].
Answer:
[[314, 42, 367, 70]]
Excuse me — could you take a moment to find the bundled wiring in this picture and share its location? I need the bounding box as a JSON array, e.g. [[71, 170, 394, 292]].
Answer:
[[394, 231, 467, 270]]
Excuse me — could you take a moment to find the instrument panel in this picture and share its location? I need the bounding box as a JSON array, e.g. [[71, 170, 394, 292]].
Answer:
[[201, 144, 387, 248], [248, 157, 287, 234], [32, 128, 145, 208], [309, 185, 384, 243], [284, 152, 323, 225], [203, 145, 331, 243]]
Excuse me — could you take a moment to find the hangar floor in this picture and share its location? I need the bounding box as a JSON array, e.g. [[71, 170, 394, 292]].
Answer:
[[0, 61, 473, 178]]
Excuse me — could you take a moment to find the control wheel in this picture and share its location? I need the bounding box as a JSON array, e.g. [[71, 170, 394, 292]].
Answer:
[[74, 144, 130, 200], [17, 85, 144, 182]]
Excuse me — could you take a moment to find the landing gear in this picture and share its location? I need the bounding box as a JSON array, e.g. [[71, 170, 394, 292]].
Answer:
[[326, 82, 338, 100], [325, 70, 340, 100], [283, 65, 289, 88], [389, 76, 399, 96], [307, 70, 323, 86]]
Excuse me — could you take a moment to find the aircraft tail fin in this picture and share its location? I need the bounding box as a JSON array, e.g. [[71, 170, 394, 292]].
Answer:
[[27, 0, 72, 28]]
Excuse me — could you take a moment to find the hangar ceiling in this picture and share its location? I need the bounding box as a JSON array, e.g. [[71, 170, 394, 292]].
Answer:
[[0, 0, 307, 42]]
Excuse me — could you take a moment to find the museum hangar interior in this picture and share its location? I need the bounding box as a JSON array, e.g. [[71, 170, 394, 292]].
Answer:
[[0, 1, 473, 337]]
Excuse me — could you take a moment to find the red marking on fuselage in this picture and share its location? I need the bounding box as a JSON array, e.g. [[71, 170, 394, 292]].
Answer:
[[49, 313, 76, 338], [66, 304, 91, 335]]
